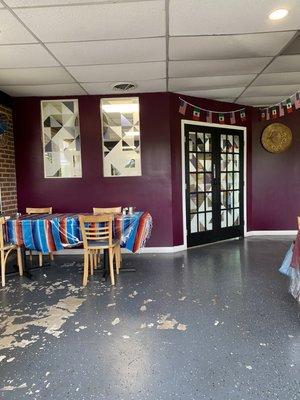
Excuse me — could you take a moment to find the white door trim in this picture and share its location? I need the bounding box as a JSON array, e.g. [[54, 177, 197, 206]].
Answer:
[[181, 119, 247, 248]]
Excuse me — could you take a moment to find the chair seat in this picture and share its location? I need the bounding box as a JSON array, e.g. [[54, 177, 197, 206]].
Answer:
[[87, 238, 119, 248]]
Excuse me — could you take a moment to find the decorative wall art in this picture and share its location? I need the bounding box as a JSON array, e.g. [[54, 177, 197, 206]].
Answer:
[[100, 97, 141, 177], [41, 99, 82, 178], [0, 112, 9, 148], [261, 123, 292, 153]]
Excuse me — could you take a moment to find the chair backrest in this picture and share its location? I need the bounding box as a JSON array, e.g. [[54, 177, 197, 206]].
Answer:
[[79, 214, 113, 247], [93, 207, 121, 215], [26, 207, 52, 215], [0, 217, 5, 248]]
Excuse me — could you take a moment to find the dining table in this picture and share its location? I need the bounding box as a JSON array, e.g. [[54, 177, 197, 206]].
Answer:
[[5, 211, 153, 279]]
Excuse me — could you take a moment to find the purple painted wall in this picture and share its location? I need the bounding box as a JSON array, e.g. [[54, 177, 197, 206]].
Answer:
[[13, 91, 254, 247], [251, 108, 300, 231], [13, 93, 173, 247]]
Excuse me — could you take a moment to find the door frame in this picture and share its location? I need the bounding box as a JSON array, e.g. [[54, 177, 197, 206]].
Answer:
[[181, 119, 247, 248]]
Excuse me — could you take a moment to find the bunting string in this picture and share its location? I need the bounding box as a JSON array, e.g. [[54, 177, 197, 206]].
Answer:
[[178, 90, 300, 123], [178, 97, 247, 125]]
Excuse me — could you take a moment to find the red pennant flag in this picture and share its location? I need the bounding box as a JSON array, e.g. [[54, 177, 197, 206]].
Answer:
[[192, 107, 200, 121], [271, 107, 278, 119], [295, 93, 300, 109], [206, 111, 212, 123], [240, 110, 246, 122], [286, 98, 293, 113], [230, 112, 236, 124], [266, 109, 270, 120], [179, 99, 187, 115], [279, 103, 284, 117], [218, 114, 225, 124]]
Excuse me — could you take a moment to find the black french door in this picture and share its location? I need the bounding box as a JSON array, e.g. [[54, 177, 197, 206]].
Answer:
[[185, 124, 244, 247]]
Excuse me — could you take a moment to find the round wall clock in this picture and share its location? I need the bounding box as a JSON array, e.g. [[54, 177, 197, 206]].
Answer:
[[261, 123, 292, 153]]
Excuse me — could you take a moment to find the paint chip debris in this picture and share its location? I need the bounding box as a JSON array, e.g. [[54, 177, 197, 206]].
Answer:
[[246, 365, 253, 370], [178, 296, 186, 301], [177, 323, 187, 331], [107, 303, 116, 308], [112, 318, 120, 326], [214, 320, 220, 326], [6, 357, 15, 363], [140, 305, 147, 312]]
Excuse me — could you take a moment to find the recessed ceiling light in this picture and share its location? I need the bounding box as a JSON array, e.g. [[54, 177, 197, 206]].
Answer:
[[269, 8, 289, 20]]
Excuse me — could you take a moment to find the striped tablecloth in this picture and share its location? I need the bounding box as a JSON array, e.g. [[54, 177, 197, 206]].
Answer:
[[6, 212, 152, 254]]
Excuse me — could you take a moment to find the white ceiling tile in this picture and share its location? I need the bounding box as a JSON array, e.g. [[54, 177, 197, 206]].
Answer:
[[81, 79, 166, 95], [0, 83, 86, 96], [170, 0, 300, 35], [169, 58, 271, 78], [0, 67, 74, 85], [215, 98, 237, 104], [0, 44, 59, 68], [67, 62, 166, 83], [177, 87, 245, 99], [264, 54, 300, 73], [253, 71, 300, 86], [169, 32, 296, 61], [46, 38, 165, 66], [235, 96, 285, 106], [169, 74, 255, 91], [242, 84, 300, 97], [6, 0, 119, 5], [15, 1, 165, 42], [0, 9, 37, 44]]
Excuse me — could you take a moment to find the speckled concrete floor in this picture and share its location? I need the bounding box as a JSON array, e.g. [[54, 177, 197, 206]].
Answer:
[[0, 237, 299, 400]]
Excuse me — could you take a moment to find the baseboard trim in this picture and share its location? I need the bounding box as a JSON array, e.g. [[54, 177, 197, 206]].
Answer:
[[29, 244, 188, 256], [245, 230, 297, 237], [28, 232, 297, 256]]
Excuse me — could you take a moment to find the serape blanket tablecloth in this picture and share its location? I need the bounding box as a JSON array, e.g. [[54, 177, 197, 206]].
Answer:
[[6, 212, 152, 254], [279, 231, 300, 302]]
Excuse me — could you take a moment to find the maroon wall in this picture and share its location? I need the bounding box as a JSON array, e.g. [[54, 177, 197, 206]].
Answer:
[[251, 108, 300, 231], [169, 93, 253, 245], [13, 91, 254, 247], [13, 93, 173, 247]]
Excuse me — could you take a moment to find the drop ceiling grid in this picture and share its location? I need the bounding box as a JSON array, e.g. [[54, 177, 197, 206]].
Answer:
[[0, 0, 299, 103]]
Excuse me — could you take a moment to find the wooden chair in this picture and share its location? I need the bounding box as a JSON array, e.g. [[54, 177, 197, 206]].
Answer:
[[26, 207, 54, 266], [79, 214, 121, 287], [93, 207, 122, 266], [93, 207, 122, 215], [0, 217, 23, 287]]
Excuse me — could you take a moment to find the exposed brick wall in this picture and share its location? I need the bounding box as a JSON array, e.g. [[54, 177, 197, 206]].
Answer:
[[0, 104, 18, 215]]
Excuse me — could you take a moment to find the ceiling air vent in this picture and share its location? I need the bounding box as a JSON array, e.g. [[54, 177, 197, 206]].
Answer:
[[112, 82, 137, 91]]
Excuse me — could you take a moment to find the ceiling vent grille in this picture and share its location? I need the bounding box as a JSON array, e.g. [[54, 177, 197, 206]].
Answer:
[[112, 82, 137, 91]]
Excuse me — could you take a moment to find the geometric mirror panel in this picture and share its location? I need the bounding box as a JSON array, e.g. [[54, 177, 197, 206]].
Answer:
[[220, 133, 240, 228], [100, 97, 141, 177], [188, 131, 213, 232], [41, 99, 82, 178]]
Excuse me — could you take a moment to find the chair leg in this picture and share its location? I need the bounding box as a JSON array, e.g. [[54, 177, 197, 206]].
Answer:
[[17, 247, 23, 276], [1, 250, 5, 287], [93, 252, 97, 269], [38, 252, 43, 267], [115, 245, 121, 275], [29, 250, 33, 262], [109, 248, 115, 286], [89, 252, 94, 275], [49, 252, 54, 261], [83, 251, 89, 286]]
